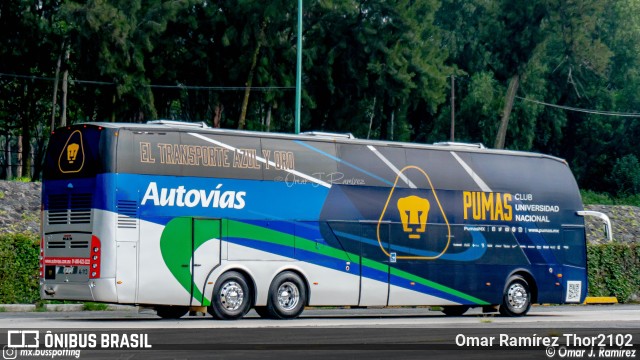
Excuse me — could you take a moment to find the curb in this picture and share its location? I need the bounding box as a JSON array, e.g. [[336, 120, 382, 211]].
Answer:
[[0, 304, 138, 312], [44, 304, 84, 312], [584, 296, 618, 304], [0, 304, 36, 312]]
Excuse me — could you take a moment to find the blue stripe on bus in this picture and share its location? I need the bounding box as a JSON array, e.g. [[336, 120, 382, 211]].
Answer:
[[226, 236, 470, 305], [333, 229, 487, 261], [361, 263, 388, 284], [388, 273, 472, 305]]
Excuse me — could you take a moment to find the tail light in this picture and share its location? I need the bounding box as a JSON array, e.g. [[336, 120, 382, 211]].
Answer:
[[39, 236, 44, 278], [90, 235, 101, 279]]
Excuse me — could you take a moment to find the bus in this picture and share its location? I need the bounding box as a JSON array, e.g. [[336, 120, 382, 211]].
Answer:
[[40, 120, 611, 319]]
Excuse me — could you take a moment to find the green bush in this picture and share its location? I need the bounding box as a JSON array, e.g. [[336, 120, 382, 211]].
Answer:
[[581, 190, 616, 205], [581, 189, 640, 207], [0, 233, 40, 304], [587, 243, 640, 302]]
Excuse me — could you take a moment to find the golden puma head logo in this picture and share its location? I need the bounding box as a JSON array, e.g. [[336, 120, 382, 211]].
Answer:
[[67, 143, 79, 163], [397, 195, 430, 239], [58, 130, 85, 173]]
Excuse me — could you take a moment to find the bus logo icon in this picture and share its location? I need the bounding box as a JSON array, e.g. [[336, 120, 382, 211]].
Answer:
[[67, 143, 79, 163], [377, 165, 451, 260], [58, 130, 85, 173], [398, 195, 430, 239]]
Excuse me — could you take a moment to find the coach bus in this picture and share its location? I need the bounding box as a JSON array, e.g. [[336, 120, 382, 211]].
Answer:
[[40, 121, 611, 319]]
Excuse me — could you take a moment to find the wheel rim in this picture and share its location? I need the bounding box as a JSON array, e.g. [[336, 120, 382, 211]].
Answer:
[[506, 282, 528, 310], [277, 281, 300, 311], [219, 281, 244, 311]]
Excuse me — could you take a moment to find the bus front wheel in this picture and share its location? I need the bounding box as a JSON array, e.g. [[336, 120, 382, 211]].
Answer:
[[499, 275, 532, 317], [265, 271, 306, 319], [209, 271, 252, 320]]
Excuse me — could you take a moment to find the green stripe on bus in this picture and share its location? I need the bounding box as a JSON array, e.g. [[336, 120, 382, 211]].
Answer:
[[228, 220, 295, 247], [361, 257, 388, 273], [228, 220, 359, 262], [390, 267, 490, 305], [227, 220, 488, 305], [160, 217, 207, 304]]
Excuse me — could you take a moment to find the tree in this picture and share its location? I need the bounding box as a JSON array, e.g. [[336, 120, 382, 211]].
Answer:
[[609, 155, 640, 196], [436, 0, 613, 152], [0, 0, 61, 179], [303, 0, 448, 140], [60, 0, 189, 122]]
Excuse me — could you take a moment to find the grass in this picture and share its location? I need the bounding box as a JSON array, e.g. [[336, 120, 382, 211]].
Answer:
[[11, 177, 32, 183], [83, 302, 109, 311], [480, 316, 493, 323]]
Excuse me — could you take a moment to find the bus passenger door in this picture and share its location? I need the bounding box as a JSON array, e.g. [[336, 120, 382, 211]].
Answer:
[[560, 226, 587, 304], [359, 222, 390, 306], [191, 218, 222, 306]]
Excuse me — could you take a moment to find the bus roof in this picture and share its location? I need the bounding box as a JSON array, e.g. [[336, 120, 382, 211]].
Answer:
[[77, 121, 567, 165]]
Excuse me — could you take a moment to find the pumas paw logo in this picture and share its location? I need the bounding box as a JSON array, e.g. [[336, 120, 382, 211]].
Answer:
[[377, 166, 451, 260]]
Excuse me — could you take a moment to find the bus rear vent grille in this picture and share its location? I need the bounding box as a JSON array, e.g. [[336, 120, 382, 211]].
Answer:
[[47, 194, 92, 225], [47, 240, 89, 249], [117, 200, 138, 229]]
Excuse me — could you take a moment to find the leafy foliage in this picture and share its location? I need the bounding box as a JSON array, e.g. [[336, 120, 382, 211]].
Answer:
[[581, 190, 640, 207], [0, 233, 40, 304], [1, 0, 640, 195], [588, 243, 640, 302]]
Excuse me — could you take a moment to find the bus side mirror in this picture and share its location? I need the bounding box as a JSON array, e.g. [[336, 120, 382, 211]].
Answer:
[[576, 211, 612, 242]]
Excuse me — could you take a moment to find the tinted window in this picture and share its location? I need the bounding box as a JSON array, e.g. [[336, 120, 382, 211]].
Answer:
[[43, 126, 113, 180]]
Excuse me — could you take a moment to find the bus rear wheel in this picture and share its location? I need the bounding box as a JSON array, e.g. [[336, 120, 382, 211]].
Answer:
[[265, 271, 306, 319], [441, 306, 469, 316], [208, 271, 252, 320], [156, 305, 188, 319], [499, 275, 532, 317]]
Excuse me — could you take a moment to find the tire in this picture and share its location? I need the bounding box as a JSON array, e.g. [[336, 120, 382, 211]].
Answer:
[[253, 306, 273, 319], [499, 275, 532, 317], [156, 306, 188, 319], [208, 271, 252, 320], [441, 306, 469, 316], [265, 271, 307, 319]]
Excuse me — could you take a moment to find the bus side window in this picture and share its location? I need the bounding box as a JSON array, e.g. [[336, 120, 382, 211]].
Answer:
[[561, 228, 586, 267]]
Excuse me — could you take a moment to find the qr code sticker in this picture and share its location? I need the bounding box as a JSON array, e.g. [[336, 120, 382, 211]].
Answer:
[[565, 281, 582, 302]]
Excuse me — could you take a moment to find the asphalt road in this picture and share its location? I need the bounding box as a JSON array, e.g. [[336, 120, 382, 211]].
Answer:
[[0, 304, 639, 328], [1, 306, 639, 360]]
